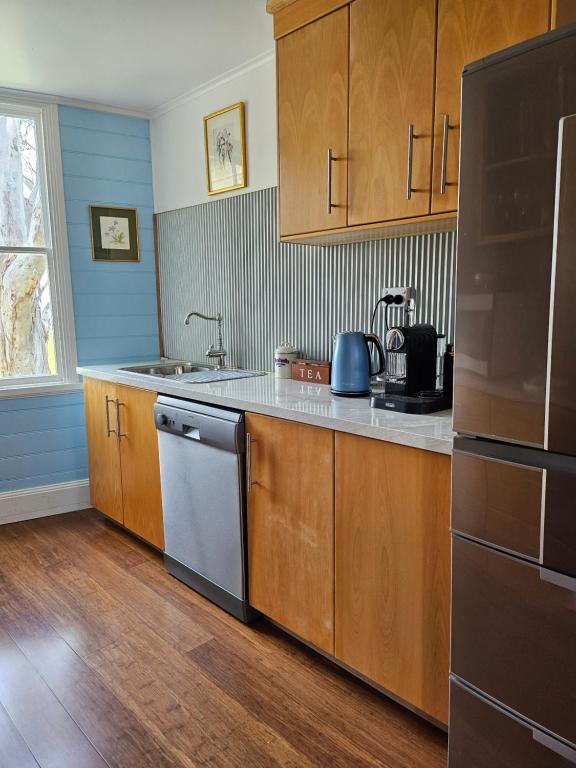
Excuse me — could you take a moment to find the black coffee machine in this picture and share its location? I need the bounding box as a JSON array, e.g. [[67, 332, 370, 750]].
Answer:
[[371, 323, 453, 414]]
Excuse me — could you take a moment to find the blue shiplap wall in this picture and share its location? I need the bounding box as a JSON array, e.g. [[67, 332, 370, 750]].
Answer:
[[0, 106, 158, 493]]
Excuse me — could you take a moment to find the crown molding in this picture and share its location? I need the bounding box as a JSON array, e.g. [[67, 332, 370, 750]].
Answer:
[[0, 87, 150, 118], [151, 48, 275, 119]]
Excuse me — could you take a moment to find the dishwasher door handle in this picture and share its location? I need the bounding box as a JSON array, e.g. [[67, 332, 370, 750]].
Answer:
[[183, 425, 201, 440]]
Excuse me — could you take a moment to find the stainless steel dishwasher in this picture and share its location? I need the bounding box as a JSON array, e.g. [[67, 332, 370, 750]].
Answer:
[[154, 395, 255, 622]]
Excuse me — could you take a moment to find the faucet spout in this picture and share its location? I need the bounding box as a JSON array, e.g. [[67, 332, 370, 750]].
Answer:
[[183, 310, 226, 369]]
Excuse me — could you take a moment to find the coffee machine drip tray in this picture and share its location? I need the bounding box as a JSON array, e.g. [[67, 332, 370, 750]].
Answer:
[[370, 391, 452, 414]]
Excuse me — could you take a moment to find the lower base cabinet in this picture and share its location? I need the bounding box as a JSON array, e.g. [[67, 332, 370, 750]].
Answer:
[[246, 413, 335, 653], [84, 378, 164, 549], [246, 412, 451, 725], [335, 433, 451, 725]]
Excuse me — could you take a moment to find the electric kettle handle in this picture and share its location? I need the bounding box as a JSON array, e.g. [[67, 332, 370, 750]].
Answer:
[[364, 333, 386, 377]]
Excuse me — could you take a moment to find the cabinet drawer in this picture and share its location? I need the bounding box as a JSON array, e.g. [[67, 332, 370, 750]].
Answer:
[[452, 441, 576, 578], [451, 537, 576, 746], [452, 450, 543, 559], [450, 679, 576, 767]]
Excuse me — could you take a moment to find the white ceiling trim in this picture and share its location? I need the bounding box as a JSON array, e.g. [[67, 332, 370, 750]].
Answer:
[[151, 48, 275, 119], [0, 86, 150, 119]]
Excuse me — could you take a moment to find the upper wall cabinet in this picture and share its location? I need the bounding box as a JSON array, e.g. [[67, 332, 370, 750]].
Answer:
[[270, 0, 571, 245], [431, 0, 550, 214], [277, 7, 349, 236], [349, 0, 436, 225]]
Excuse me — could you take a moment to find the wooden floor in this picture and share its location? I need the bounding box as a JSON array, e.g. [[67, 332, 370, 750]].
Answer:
[[0, 510, 447, 768]]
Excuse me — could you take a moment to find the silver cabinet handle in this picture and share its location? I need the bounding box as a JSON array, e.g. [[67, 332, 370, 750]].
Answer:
[[246, 432, 257, 492], [115, 399, 127, 439], [327, 148, 335, 214], [105, 395, 116, 437], [532, 729, 576, 764], [406, 124, 415, 200], [540, 566, 576, 594], [440, 114, 450, 195], [246, 432, 252, 492]]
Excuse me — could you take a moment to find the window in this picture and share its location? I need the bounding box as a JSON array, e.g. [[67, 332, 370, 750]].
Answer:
[[0, 99, 77, 395]]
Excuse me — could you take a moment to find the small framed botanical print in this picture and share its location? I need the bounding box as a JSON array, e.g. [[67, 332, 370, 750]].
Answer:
[[203, 102, 247, 195], [89, 205, 139, 262]]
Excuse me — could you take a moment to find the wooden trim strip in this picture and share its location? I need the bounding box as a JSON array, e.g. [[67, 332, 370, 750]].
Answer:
[[153, 213, 165, 358], [267, 0, 298, 13], [273, 0, 353, 38], [280, 213, 457, 246]]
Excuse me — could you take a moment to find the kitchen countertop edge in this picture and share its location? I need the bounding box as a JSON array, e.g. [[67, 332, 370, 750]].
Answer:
[[78, 364, 455, 455]]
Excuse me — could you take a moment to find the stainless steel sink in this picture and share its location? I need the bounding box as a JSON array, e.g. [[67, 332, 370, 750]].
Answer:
[[121, 362, 214, 377], [119, 361, 266, 384]]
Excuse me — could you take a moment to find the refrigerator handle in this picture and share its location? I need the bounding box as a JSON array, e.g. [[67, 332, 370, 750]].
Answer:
[[539, 566, 576, 594], [545, 113, 576, 454], [532, 728, 576, 764]]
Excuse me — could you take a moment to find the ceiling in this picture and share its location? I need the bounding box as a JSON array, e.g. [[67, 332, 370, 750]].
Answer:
[[0, 0, 273, 113]]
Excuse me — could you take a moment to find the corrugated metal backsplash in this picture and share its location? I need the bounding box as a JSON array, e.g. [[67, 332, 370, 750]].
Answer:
[[157, 187, 456, 371]]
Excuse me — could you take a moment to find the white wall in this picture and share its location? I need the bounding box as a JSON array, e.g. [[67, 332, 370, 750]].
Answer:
[[150, 53, 277, 213]]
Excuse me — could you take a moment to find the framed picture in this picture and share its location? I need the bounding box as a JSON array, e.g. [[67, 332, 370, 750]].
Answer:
[[203, 102, 247, 195], [89, 205, 139, 262]]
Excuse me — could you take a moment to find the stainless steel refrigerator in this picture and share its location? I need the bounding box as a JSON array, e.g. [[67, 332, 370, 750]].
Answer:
[[450, 24, 576, 768]]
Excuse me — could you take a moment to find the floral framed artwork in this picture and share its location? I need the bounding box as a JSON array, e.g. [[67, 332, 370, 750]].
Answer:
[[203, 102, 247, 195], [89, 205, 139, 262]]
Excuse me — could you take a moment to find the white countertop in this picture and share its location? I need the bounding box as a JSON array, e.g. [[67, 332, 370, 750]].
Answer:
[[78, 361, 455, 455]]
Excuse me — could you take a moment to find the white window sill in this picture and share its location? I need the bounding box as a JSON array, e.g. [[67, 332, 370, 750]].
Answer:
[[0, 379, 83, 399]]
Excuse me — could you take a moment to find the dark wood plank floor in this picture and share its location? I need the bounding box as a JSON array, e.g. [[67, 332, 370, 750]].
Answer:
[[0, 510, 448, 768]]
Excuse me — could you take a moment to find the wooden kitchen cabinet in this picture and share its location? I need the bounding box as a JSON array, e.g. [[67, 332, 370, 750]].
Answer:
[[277, 6, 349, 236], [116, 385, 164, 549], [335, 433, 451, 725], [348, 0, 436, 224], [431, 0, 550, 214], [83, 378, 164, 549], [270, 0, 558, 244], [84, 377, 123, 525], [246, 413, 335, 653]]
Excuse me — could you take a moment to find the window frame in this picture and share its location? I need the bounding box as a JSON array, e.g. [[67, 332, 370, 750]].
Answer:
[[0, 98, 79, 398]]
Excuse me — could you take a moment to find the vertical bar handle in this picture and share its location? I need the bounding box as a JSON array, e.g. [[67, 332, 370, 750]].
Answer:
[[406, 124, 415, 200], [115, 399, 127, 439], [440, 114, 450, 195], [532, 729, 576, 764], [105, 395, 116, 437], [246, 432, 253, 492], [327, 148, 336, 214]]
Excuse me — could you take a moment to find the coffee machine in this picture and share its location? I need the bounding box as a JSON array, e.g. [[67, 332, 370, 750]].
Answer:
[[370, 303, 453, 414]]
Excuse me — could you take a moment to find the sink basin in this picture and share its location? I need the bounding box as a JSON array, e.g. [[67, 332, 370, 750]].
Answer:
[[121, 362, 214, 377], [120, 361, 266, 384]]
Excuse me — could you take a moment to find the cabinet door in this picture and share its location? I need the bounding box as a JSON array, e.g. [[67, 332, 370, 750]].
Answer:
[[277, 7, 349, 237], [83, 378, 123, 524], [348, 0, 436, 225], [335, 434, 451, 724], [246, 413, 334, 653], [116, 385, 164, 549], [431, 0, 550, 213]]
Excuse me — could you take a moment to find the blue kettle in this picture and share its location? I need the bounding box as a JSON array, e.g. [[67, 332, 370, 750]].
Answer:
[[331, 331, 386, 397]]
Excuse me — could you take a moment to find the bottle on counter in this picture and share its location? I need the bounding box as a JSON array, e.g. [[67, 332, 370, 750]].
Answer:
[[274, 342, 298, 378]]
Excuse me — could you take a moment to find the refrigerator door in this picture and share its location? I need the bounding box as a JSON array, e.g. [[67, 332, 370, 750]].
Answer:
[[449, 679, 576, 768], [547, 114, 576, 454], [451, 536, 576, 748], [454, 29, 576, 449], [452, 437, 576, 577]]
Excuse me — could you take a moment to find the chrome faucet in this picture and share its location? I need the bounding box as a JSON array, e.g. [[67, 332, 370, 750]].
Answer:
[[184, 311, 227, 369]]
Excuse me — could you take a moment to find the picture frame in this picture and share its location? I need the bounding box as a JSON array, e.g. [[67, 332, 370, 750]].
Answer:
[[203, 102, 247, 195], [89, 205, 140, 262]]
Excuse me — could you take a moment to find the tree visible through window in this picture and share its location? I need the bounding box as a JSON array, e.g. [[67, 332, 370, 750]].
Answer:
[[0, 101, 74, 390]]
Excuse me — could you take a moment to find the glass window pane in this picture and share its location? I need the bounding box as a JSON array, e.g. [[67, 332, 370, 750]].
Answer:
[[0, 114, 45, 247], [0, 253, 55, 378]]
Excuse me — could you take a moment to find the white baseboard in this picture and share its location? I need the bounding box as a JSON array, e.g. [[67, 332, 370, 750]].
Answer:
[[0, 479, 91, 525]]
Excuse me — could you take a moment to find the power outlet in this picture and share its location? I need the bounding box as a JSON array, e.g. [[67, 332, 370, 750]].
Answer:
[[381, 286, 416, 306]]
